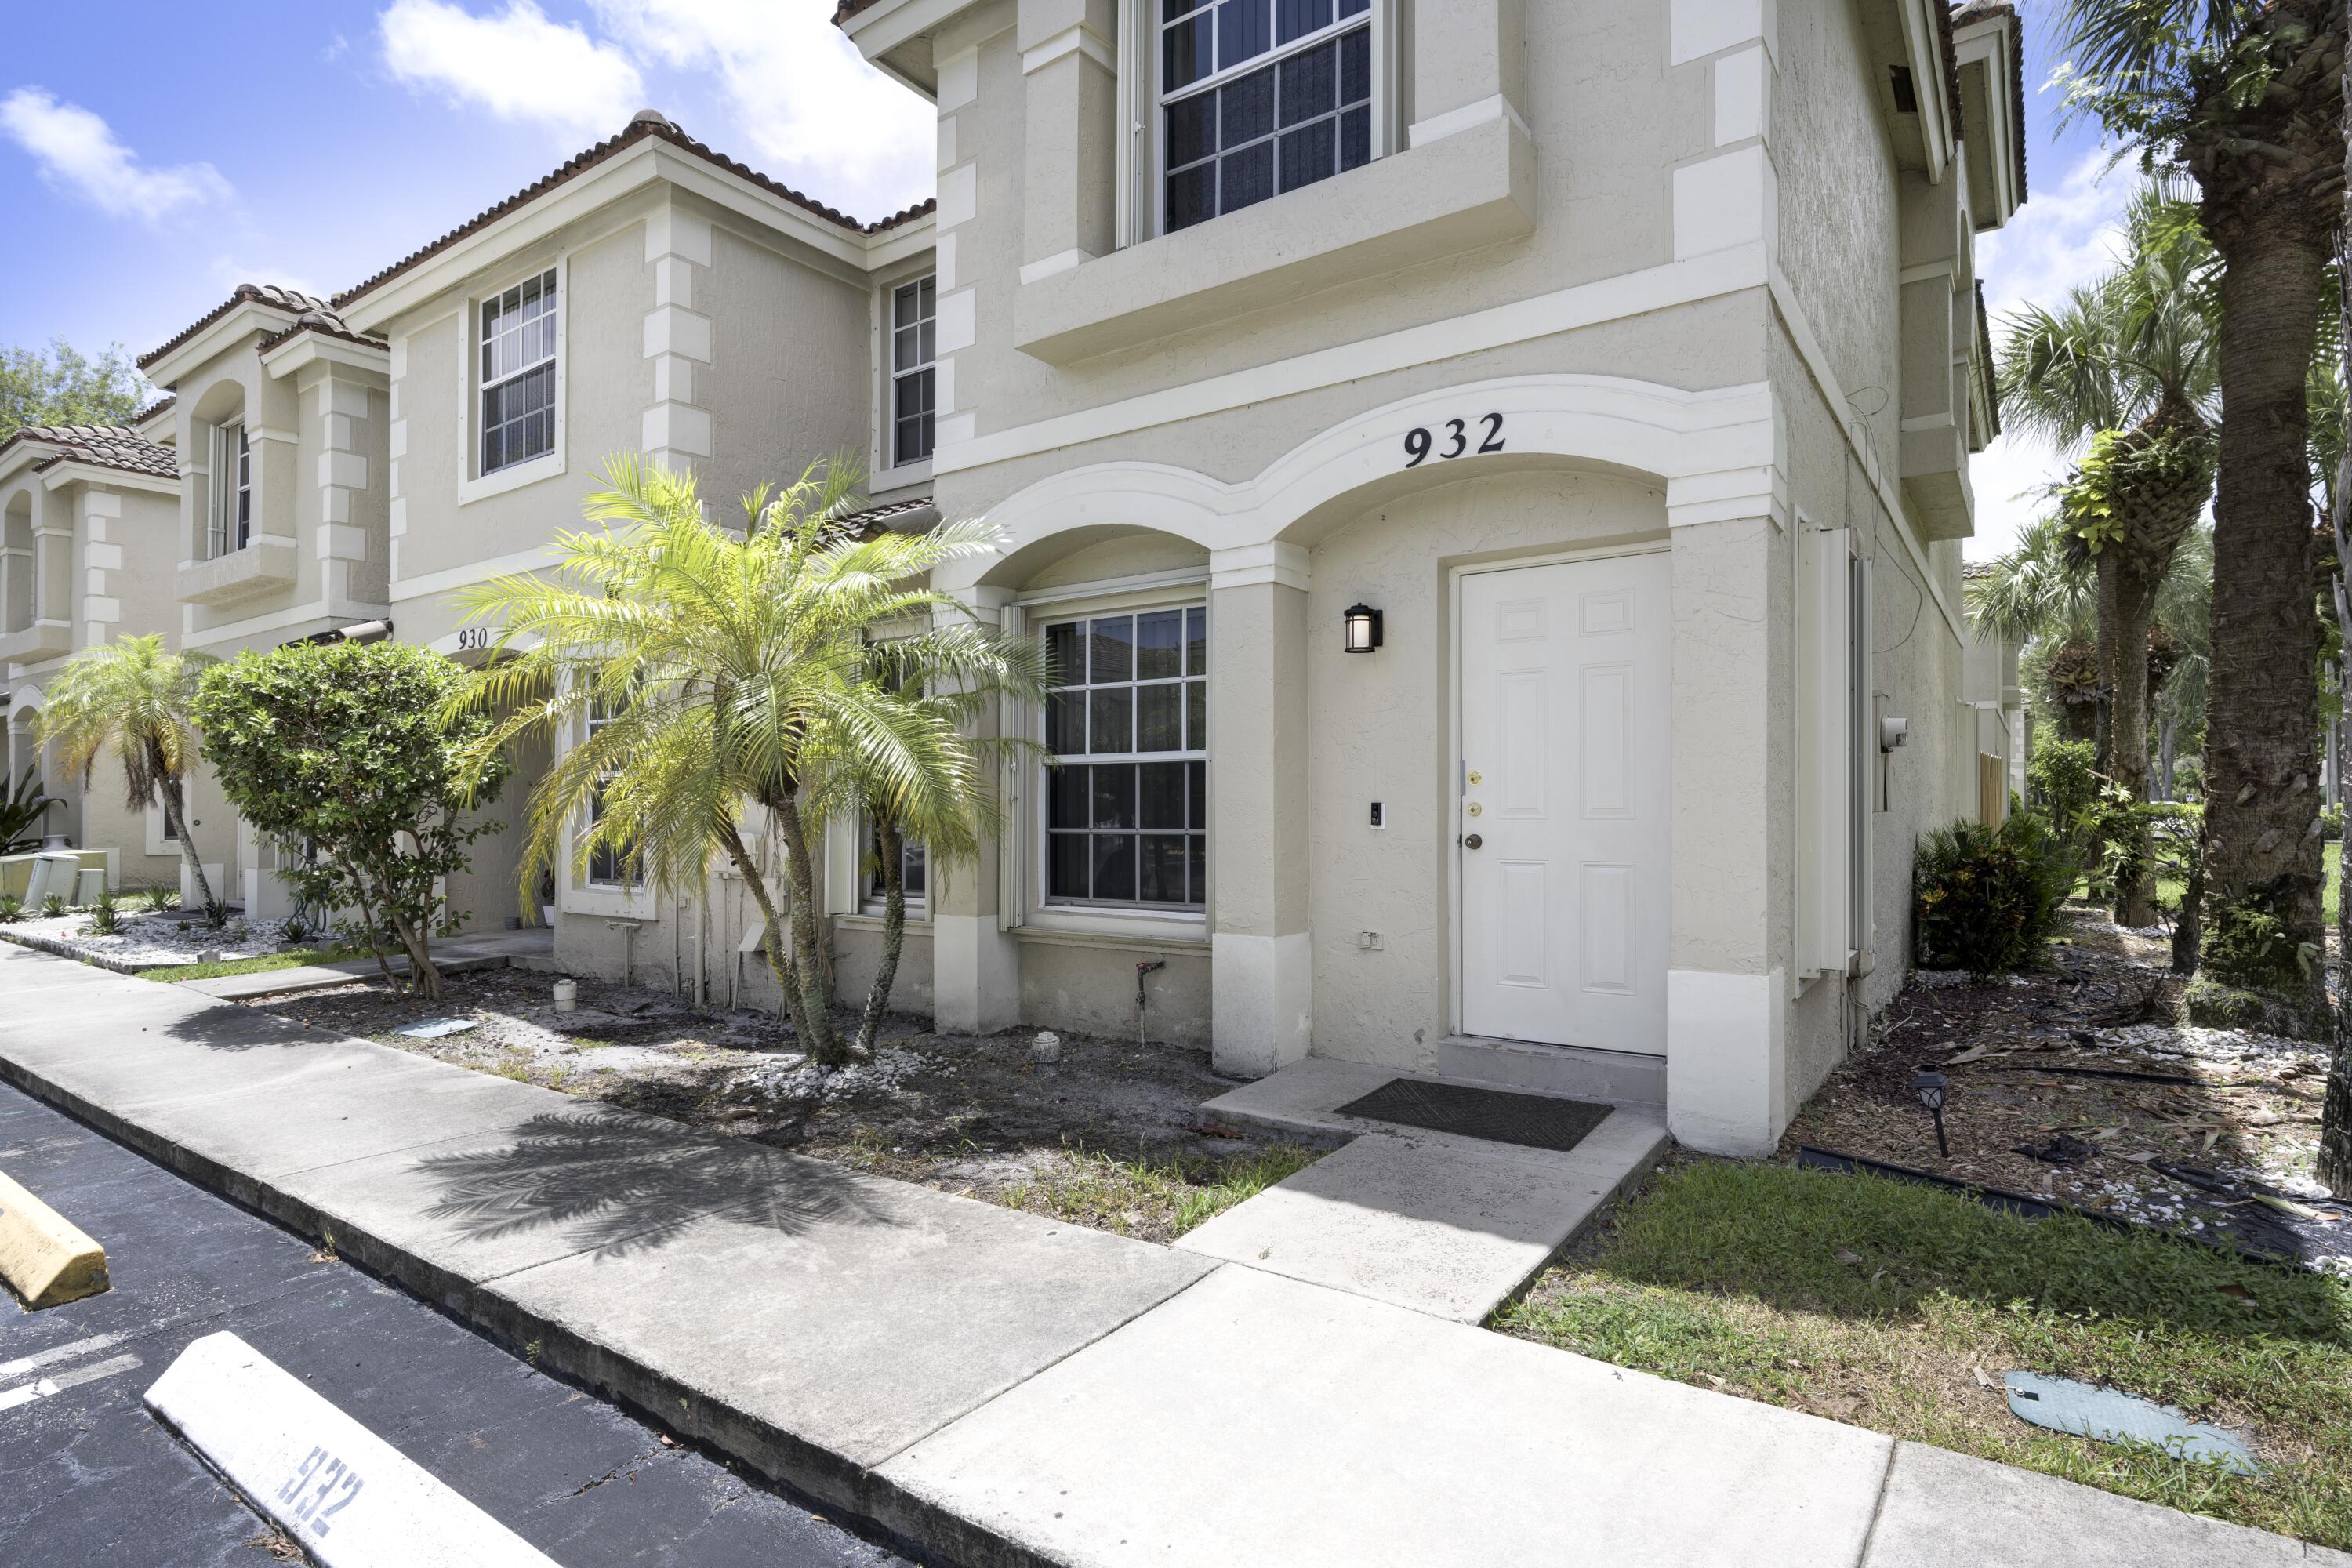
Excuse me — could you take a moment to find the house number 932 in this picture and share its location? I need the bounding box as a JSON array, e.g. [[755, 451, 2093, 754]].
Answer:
[[1403, 413, 1504, 469]]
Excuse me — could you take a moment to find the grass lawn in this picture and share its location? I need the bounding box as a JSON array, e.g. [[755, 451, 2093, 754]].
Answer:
[[1498, 1160, 2352, 1548], [992, 1143, 1317, 1240], [137, 946, 372, 983]]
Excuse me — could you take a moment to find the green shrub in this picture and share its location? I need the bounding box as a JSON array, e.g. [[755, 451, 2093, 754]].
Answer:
[[39, 894, 67, 918], [2027, 739, 2099, 833], [85, 892, 121, 936], [131, 885, 179, 914], [1914, 813, 2075, 972], [0, 894, 21, 924]]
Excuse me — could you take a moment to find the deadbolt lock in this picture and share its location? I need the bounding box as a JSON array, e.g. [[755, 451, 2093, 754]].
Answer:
[[1466, 802, 1483, 817], [1466, 770, 1483, 786]]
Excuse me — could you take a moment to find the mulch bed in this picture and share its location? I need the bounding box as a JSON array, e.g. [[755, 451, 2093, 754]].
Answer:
[[1781, 905, 2349, 1274]]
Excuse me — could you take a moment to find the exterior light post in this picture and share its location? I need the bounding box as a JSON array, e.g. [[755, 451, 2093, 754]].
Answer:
[[1911, 1069, 1951, 1158]]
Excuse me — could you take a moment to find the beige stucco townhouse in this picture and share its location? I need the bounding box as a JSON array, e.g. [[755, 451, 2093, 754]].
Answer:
[[86, 0, 2030, 1162], [813, 0, 2030, 1156], [2, 410, 188, 894], [136, 283, 395, 915], [320, 116, 939, 952]]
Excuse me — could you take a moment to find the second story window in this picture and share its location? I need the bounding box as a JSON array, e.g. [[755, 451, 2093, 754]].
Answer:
[[1160, 0, 1371, 234], [891, 275, 936, 467], [209, 422, 250, 557], [480, 268, 557, 476]]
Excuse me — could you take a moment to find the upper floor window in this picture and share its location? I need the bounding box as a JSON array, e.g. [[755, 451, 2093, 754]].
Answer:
[[1160, 0, 1372, 234], [209, 422, 250, 557], [480, 268, 557, 476], [891, 275, 936, 467], [1043, 606, 1207, 909]]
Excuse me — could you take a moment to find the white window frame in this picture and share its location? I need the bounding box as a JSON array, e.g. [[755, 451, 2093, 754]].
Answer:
[[1120, 0, 1392, 246], [858, 821, 928, 916], [1034, 597, 1210, 920], [888, 274, 937, 471], [209, 421, 250, 557], [458, 258, 568, 505]]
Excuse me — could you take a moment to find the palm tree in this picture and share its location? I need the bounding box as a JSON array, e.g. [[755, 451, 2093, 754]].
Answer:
[[448, 457, 1043, 1068], [822, 633, 1046, 1058], [1999, 191, 2219, 924], [2058, 0, 2344, 1013], [36, 634, 217, 911]]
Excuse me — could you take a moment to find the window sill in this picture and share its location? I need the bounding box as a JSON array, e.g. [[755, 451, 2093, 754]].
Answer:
[[838, 910, 931, 933], [1013, 112, 1536, 366], [179, 539, 298, 608], [459, 449, 564, 506], [1014, 915, 1210, 954]]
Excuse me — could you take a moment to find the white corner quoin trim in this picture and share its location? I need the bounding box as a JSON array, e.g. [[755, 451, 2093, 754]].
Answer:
[[145, 1331, 558, 1568]]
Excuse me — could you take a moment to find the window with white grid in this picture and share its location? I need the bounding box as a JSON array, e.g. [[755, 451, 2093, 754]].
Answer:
[[479, 268, 557, 476], [1159, 0, 1374, 234], [209, 422, 250, 557], [1043, 607, 1207, 909], [891, 275, 936, 467], [583, 691, 637, 888]]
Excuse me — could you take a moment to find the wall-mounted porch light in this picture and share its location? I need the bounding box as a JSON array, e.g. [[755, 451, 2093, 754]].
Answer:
[[1342, 603, 1384, 654]]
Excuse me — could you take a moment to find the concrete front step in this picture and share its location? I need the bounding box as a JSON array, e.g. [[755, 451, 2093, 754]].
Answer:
[[1436, 1034, 1666, 1108]]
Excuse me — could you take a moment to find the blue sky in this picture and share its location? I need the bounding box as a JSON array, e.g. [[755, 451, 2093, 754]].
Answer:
[[2, 2, 2120, 561]]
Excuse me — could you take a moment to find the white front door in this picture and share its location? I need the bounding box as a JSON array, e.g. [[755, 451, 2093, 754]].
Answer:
[[1459, 551, 1671, 1052]]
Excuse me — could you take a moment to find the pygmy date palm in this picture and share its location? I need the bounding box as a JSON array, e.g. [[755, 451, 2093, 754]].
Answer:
[[448, 457, 1043, 1067], [36, 633, 217, 910]]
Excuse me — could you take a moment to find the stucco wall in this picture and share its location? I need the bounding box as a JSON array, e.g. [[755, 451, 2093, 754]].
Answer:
[[696, 216, 876, 518]]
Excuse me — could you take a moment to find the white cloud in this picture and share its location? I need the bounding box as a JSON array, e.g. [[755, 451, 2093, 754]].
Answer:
[[589, 0, 934, 221], [0, 88, 231, 225], [1966, 149, 2137, 561], [379, 0, 644, 143]]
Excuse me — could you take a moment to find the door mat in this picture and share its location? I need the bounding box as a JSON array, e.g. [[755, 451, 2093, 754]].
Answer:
[[1334, 1079, 1612, 1155]]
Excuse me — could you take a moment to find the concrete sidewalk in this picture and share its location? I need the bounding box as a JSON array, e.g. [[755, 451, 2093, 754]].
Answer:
[[0, 943, 2337, 1568]]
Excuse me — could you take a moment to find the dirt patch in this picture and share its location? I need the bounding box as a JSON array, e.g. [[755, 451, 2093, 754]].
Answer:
[[1783, 904, 2349, 1272], [238, 965, 1308, 1243]]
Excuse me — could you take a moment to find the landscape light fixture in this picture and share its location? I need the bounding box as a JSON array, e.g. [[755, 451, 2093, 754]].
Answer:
[[1342, 603, 1384, 653], [1911, 1069, 1951, 1158]]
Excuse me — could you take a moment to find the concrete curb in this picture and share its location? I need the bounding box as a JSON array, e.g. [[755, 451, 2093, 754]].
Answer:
[[0, 927, 148, 975], [0, 978, 1094, 1568], [0, 1167, 110, 1308]]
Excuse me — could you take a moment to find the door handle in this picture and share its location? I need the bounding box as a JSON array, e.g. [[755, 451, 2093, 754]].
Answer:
[[1464, 833, 1483, 850]]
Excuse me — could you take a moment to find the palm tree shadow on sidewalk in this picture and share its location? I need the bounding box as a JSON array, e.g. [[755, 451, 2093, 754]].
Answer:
[[413, 1111, 887, 1259]]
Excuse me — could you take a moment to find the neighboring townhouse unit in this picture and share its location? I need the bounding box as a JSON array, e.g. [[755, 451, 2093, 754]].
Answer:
[[321, 111, 938, 955], [821, 0, 2028, 1154], [136, 283, 394, 916], [0, 418, 188, 892]]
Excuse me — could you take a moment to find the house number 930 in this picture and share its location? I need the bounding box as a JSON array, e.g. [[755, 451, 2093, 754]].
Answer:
[[1403, 414, 1504, 469]]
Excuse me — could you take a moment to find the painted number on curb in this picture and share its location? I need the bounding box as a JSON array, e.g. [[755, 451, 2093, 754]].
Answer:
[[278, 1444, 366, 1537], [1403, 413, 1505, 469]]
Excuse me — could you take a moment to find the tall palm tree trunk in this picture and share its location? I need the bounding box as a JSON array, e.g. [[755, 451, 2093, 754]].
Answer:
[[158, 773, 216, 913], [2200, 205, 2332, 1020], [2108, 559, 2161, 926], [2322, 40, 2352, 1195], [855, 818, 907, 1059]]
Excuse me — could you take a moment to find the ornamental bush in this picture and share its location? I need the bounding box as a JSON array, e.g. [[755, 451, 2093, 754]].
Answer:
[[1913, 813, 2076, 973], [194, 640, 508, 1000]]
